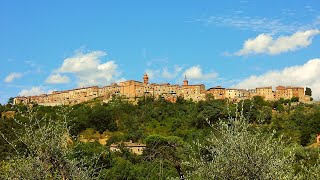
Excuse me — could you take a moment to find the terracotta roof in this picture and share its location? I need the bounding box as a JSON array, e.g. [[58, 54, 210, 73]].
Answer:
[[207, 86, 226, 90], [110, 141, 146, 148], [184, 84, 204, 86], [124, 80, 143, 83], [286, 86, 304, 89], [151, 83, 171, 86], [256, 86, 272, 89]]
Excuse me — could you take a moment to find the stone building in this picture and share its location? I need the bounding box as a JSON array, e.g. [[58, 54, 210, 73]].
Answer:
[[181, 83, 206, 101], [248, 89, 257, 98], [275, 86, 305, 100], [225, 89, 239, 100], [1, 111, 15, 119], [275, 86, 286, 100], [288, 86, 305, 99], [256, 86, 274, 101], [223, 88, 248, 102], [237, 89, 250, 100], [15, 86, 100, 106], [119, 80, 144, 98], [13, 74, 207, 106], [207, 86, 226, 100], [13, 73, 312, 106], [110, 140, 146, 155]]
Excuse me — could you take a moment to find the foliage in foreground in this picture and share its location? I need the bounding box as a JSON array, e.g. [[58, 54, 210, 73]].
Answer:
[[0, 109, 99, 180], [185, 110, 297, 180], [0, 98, 320, 179]]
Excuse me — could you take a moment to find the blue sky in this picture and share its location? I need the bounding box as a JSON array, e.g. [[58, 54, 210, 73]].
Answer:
[[1, 0, 320, 104]]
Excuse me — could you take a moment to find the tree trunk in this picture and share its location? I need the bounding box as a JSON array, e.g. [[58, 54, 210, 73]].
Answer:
[[175, 165, 185, 180]]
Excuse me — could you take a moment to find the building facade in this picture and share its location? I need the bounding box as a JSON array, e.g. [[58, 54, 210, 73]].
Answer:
[[110, 140, 146, 155], [14, 73, 311, 106]]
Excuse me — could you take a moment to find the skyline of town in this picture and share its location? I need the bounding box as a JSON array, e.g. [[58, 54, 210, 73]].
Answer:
[[14, 73, 311, 96], [14, 73, 312, 106], [1, 1, 320, 104]]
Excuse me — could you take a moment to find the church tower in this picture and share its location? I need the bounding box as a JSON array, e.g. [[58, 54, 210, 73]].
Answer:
[[183, 75, 188, 86], [143, 73, 149, 84]]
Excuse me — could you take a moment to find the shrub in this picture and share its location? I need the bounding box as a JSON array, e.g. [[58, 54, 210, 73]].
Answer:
[[0, 108, 100, 179], [185, 107, 296, 179]]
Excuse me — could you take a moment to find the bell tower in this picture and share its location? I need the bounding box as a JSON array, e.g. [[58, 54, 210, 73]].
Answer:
[[143, 73, 149, 84], [183, 75, 188, 86]]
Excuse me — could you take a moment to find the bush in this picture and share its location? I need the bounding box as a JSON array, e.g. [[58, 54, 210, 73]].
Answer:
[[0, 108, 100, 179], [185, 108, 296, 179]]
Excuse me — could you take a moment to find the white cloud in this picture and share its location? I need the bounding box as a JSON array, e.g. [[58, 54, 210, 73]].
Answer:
[[19, 87, 46, 96], [52, 50, 122, 87], [47, 89, 57, 94], [18, 87, 56, 97], [161, 65, 183, 79], [161, 68, 175, 79], [183, 65, 217, 80], [45, 73, 70, 84], [196, 16, 295, 33], [146, 65, 183, 80], [145, 69, 159, 81], [196, 14, 320, 34], [146, 65, 217, 84], [4, 72, 23, 83], [235, 29, 320, 56], [234, 58, 320, 100], [60, 51, 105, 73]]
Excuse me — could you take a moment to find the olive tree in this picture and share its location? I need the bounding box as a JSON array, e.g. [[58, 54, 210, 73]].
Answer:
[[0, 108, 100, 180], [144, 135, 186, 179], [300, 162, 320, 179], [185, 108, 296, 180]]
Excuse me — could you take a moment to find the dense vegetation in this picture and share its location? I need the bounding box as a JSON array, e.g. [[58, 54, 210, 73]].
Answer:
[[0, 96, 319, 179]]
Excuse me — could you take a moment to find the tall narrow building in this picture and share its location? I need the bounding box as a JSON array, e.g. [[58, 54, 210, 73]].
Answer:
[[183, 75, 188, 86], [143, 73, 149, 84]]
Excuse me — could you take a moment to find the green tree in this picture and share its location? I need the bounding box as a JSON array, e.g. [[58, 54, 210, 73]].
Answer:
[[195, 100, 227, 128], [257, 106, 272, 124], [0, 103, 4, 115], [186, 111, 296, 179], [305, 87, 312, 96], [276, 104, 285, 112], [68, 104, 91, 136], [145, 135, 186, 179], [7, 97, 14, 105], [89, 105, 117, 133], [291, 97, 299, 102], [0, 109, 99, 179]]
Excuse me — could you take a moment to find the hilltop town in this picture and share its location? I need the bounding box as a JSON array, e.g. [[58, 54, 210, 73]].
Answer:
[[13, 73, 312, 106]]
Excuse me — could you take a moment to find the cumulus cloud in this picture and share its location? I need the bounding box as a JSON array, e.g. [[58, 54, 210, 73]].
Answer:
[[19, 87, 46, 96], [161, 68, 175, 79], [183, 65, 217, 80], [145, 69, 158, 81], [235, 29, 320, 55], [18, 87, 56, 97], [162, 66, 183, 79], [146, 65, 183, 80], [234, 58, 320, 100], [51, 50, 122, 87], [59, 51, 105, 73], [4, 72, 23, 83], [45, 73, 70, 84], [145, 65, 218, 85]]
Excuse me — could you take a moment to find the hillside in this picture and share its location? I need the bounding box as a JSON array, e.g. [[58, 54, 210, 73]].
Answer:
[[0, 96, 320, 179]]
